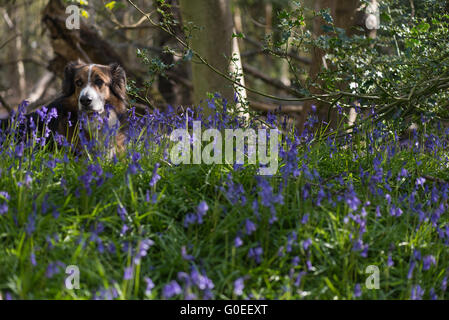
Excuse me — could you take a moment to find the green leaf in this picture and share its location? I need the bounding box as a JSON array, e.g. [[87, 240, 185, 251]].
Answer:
[[320, 9, 333, 24], [416, 22, 430, 33]]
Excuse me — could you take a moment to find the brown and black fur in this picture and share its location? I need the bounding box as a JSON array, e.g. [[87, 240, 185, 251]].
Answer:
[[1, 61, 128, 153]]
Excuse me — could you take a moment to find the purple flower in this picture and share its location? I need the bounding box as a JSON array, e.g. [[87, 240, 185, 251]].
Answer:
[[416, 177, 426, 187], [354, 284, 362, 298], [0, 202, 7, 215], [0, 191, 10, 200], [286, 231, 297, 253], [292, 256, 300, 266], [221, 174, 247, 206], [183, 213, 197, 228], [234, 277, 245, 296], [124, 266, 133, 280], [26, 214, 36, 236], [375, 206, 381, 217], [441, 277, 447, 291], [248, 245, 263, 264], [117, 205, 127, 221], [181, 246, 194, 261], [411, 285, 424, 300], [190, 268, 214, 291], [234, 236, 243, 248], [52, 207, 60, 219], [345, 185, 361, 211], [408, 261, 416, 279], [413, 250, 421, 261], [134, 239, 154, 264], [430, 288, 437, 300], [423, 255, 436, 271], [144, 277, 155, 295], [302, 238, 312, 251], [30, 252, 36, 266], [387, 254, 394, 267], [163, 280, 182, 299], [15, 142, 24, 158], [389, 205, 403, 217], [149, 163, 161, 187], [244, 219, 257, 235], [196, 201, 209, 224], [45, 261, 65, 278], [294, 271, 306, 287], [301, 213, 309, 225]]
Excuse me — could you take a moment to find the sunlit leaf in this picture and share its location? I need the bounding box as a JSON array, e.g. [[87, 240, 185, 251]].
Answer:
[[80, 9, 89, 19], [105, 1, 116, 11]]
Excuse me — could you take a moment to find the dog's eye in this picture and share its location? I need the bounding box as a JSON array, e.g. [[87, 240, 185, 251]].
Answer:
[[75, 79, 83, 87], [95, 79, 104, 87]]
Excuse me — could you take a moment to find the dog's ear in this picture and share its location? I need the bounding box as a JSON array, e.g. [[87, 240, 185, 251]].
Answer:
[[109, 63, 127, 102], [62, 61, 82, 96]]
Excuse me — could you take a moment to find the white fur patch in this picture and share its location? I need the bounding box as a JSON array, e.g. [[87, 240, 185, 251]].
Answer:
[[78, 64, 105, 113]]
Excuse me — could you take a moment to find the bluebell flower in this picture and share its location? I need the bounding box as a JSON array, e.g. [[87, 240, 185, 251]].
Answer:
[[163, 280, 182, 299], [144, 277, 155, 295], [234, 236, 243, 248], [117, 205, 127, 221], [234, 277, 245, 296], [124, 266, 133, 280], [301, 213, 309, 225], [248, 245, 263, 264], [196, 201, 209, 224], [423, 255, 436, 271], [389, 205, 403, 217], [354, 284, 362, 297], [441, 277, 447, 291], [0, 202, 7, 215], [345, 185, 361, 211], [0, 191, 10, 200], [294, 271, 306, 287], [181, 246, 194, 261], [430, 288, 437, 300], [149, 163, 161, 187], [292, 256, 300, 266], [184, 213, 197, 228], [190, 268, 214, 291], [244, 219, 257, 235], [416, 177, 426, 187], [408, 261, 416, 279], [134, 239, 154, 264], [302, 238, 312, 251], [387, 254, 394, 267], [411, 285, 424, 300]]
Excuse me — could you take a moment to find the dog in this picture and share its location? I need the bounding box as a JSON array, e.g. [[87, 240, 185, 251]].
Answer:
[[1, 60, 128, 155]]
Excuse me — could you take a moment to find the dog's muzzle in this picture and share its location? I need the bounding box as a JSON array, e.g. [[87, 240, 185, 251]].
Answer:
[[79, 86, 104, 113]]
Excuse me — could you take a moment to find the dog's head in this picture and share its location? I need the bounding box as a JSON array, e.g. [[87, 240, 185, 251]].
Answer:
[[62, 61, 127, 114]]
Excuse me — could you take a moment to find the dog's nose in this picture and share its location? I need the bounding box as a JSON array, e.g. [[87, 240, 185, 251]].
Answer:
[[80, 96, 92, 107]]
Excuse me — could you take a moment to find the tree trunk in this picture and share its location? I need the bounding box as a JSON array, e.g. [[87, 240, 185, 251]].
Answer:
[[2, 7, 27, 100], [300, 0, 359, 133], [179, 0, 235, 115]]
